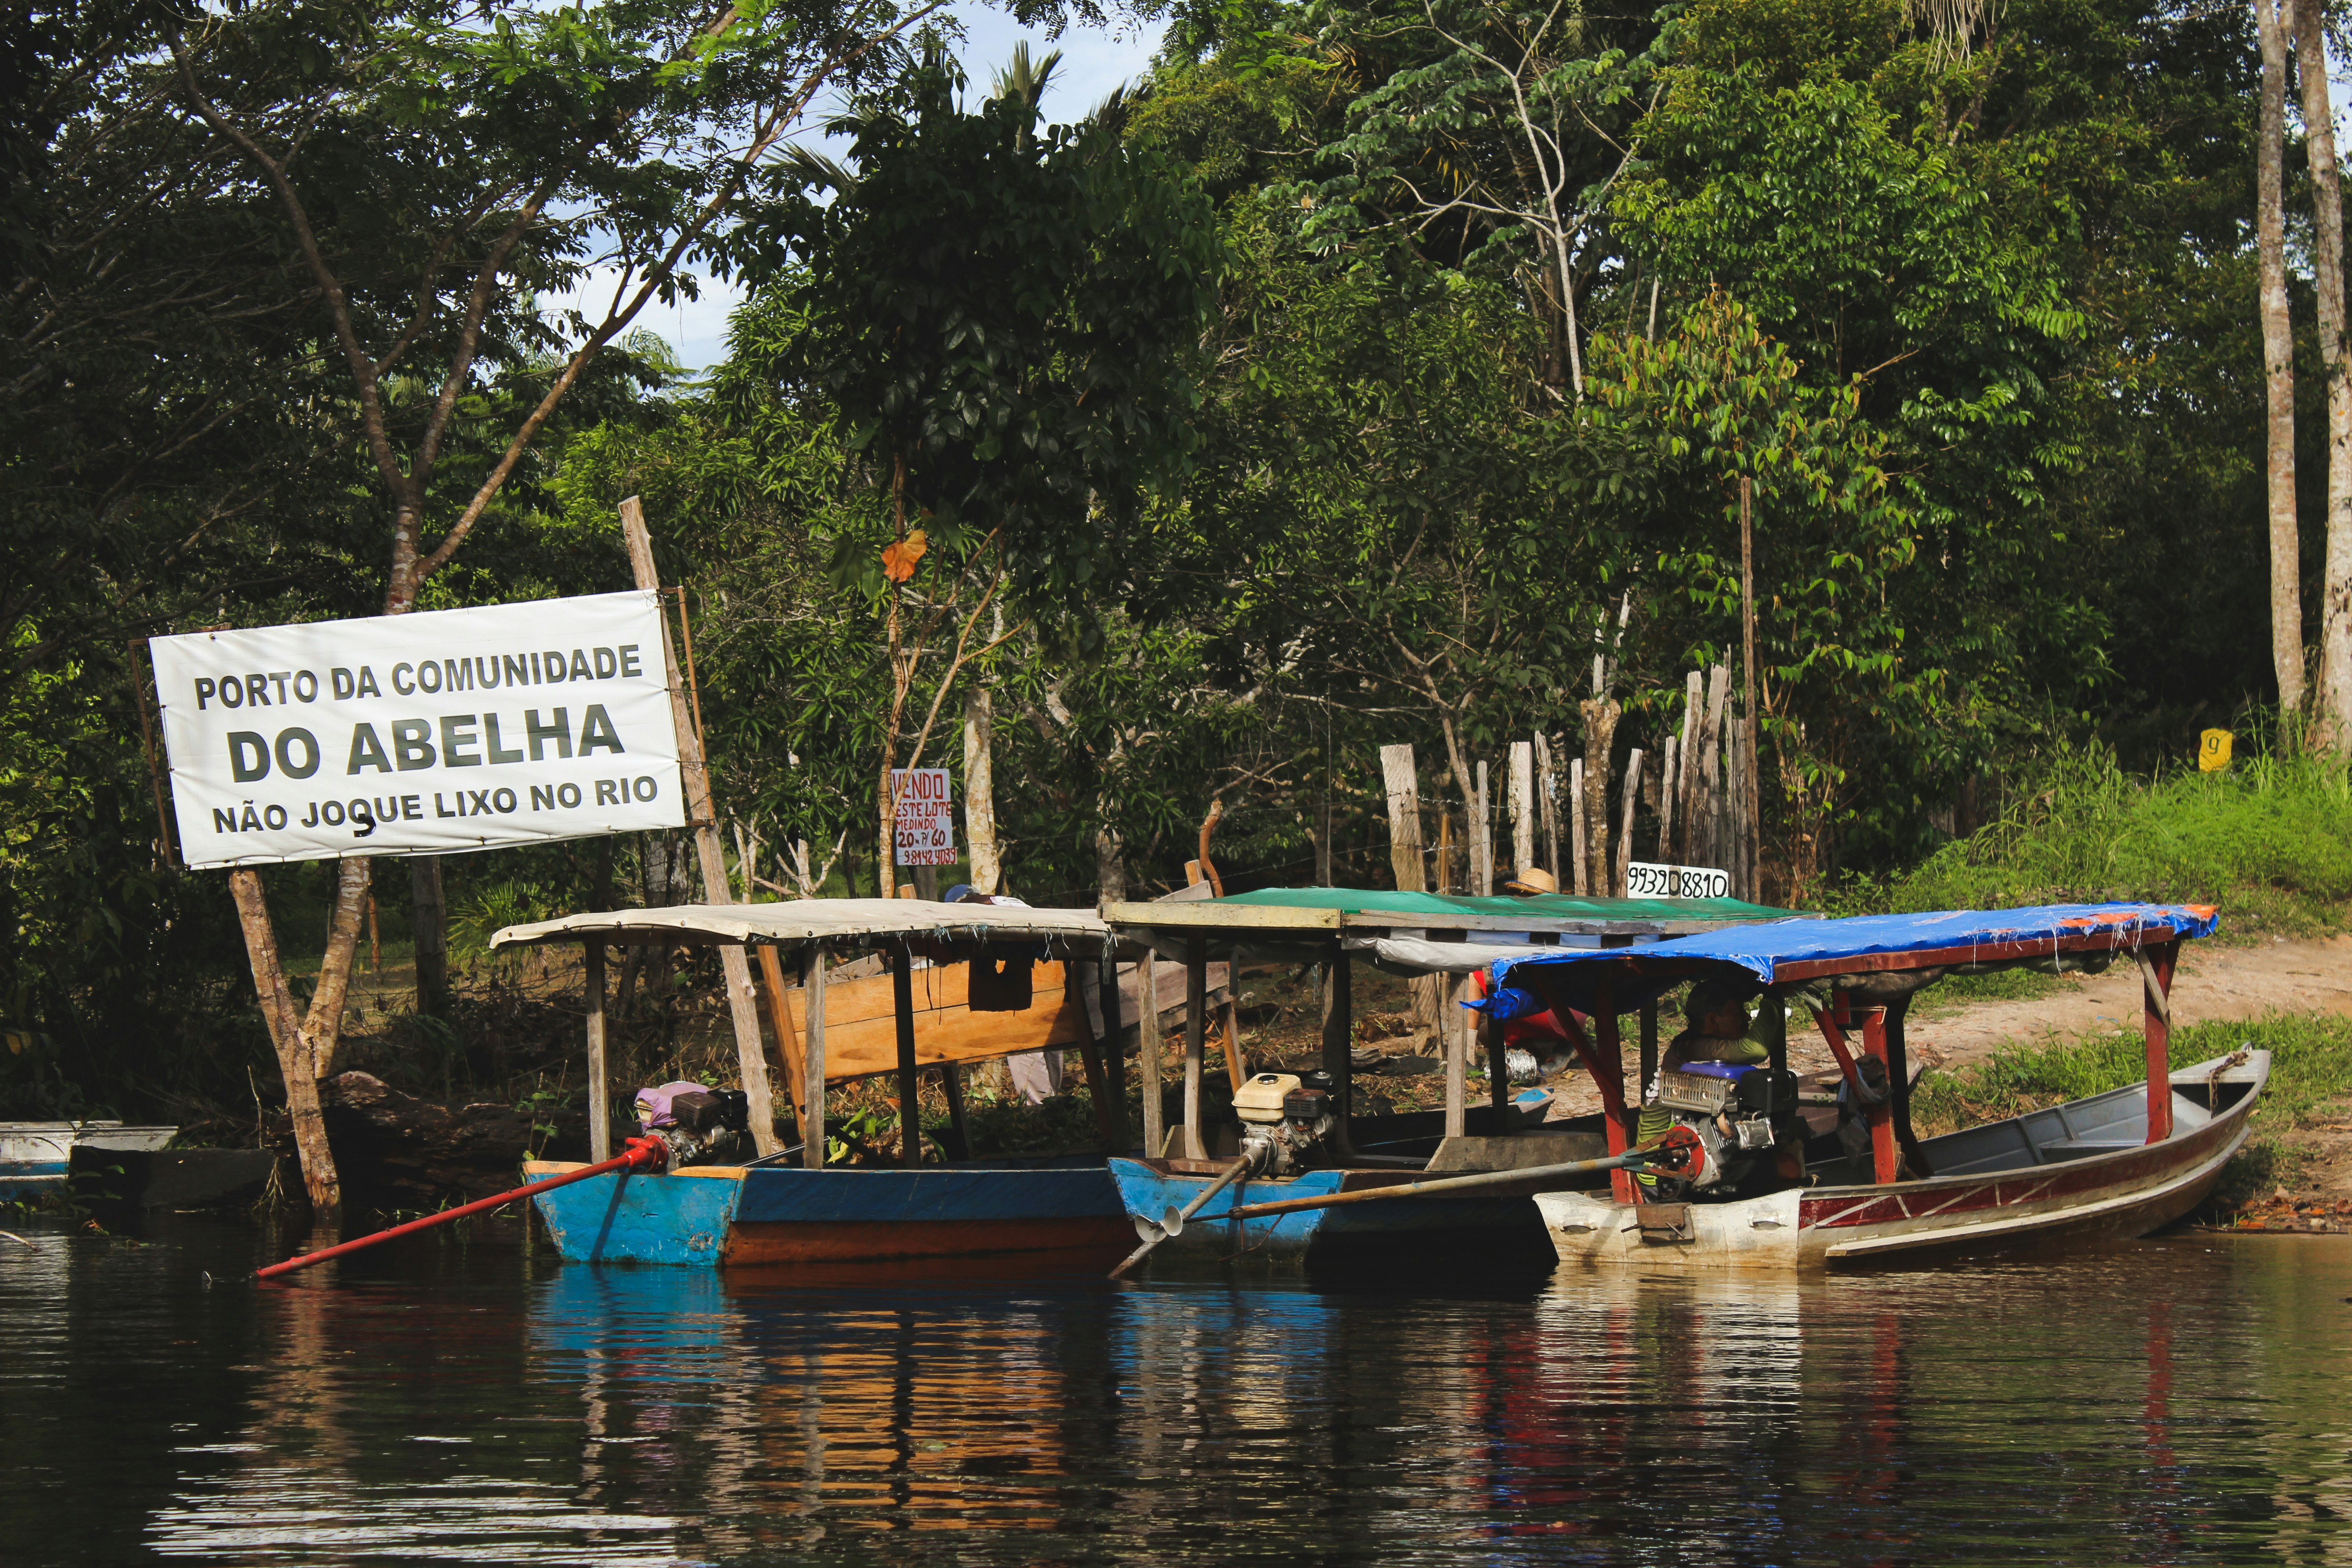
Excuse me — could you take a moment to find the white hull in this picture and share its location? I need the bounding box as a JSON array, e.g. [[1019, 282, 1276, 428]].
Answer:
[[1538, 1052, 2266, 1269]]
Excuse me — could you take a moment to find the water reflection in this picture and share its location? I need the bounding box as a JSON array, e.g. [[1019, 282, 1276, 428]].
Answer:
[[3, 1220, 2350, 1564]]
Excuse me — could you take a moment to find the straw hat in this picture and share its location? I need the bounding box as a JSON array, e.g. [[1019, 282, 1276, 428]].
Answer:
[[1501, 867, 1558, 896]]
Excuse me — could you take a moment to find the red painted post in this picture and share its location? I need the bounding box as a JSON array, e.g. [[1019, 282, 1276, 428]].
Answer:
[[1854, 998, 1897, 1184], [1596, 982, 1637, 1204], [2143, 941, 2178, 1144]]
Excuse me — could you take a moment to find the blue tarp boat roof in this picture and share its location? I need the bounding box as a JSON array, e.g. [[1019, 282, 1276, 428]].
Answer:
[[1480, 902, 2219, 1018]]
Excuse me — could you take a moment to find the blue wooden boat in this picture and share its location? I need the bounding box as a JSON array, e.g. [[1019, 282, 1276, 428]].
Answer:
[[523, 1155, 1130, 1268], [490, 889, 1748, 1270], [1109, 902, 2246, 1274], [0, 1122, 177, 1199]]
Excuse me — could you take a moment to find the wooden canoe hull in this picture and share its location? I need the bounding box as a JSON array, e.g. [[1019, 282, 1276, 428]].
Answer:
[[725, 1216, 1132, 1266], [1107, 1159, 1562, 1268], [524, 1158, 1128, 1269], [1537, 1050, 2269, 1269]]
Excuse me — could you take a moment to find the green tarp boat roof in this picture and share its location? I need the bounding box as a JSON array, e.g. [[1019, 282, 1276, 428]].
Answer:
[[1212, 887, 1798, 924]]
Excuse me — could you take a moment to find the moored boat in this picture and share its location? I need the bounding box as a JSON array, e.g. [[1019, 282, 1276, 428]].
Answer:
[[0, 1122, 177, 1199], [1106, 902, 2254, 1274]]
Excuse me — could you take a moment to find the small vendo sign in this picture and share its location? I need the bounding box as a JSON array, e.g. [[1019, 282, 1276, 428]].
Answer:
[[150, 592, 686, 868], [891, 767, 956, 866]]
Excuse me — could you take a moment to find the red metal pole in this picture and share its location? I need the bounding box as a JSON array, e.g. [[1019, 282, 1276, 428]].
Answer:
[[1596, 981, 1638, 1204], [2143, 941, 2177, 1145], [255, 1137, 667, 1281], [1855, 999, 1897, 1184]]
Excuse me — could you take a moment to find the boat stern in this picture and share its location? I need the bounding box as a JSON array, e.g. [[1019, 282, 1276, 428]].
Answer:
[[524, 1161, 744, 1266]]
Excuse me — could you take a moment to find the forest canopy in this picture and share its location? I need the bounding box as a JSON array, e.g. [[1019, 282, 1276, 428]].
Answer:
[[2, 0, 2337, 1128]]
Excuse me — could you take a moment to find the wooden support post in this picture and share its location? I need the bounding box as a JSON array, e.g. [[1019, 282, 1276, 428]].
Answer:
[[941, 1063, 972, 1161], [1379, 744, 1426, 892], [1508, 741, 1535, 875], [1597, 982, 1633, 1203], [1656, 736, 1678, 862], [1638, 1001, 1659, 1098], [1444, 971, 1468, 1139], [1884, 993, 1932, 1177], [1852, 995, 1897, 1184], [1568, 759, 1589, 895], [1472, 760, 1493, 895], [1322, 948, 1355, 1159], [892, 946, 921, 1168], [584, 939, 610, 1163], [754, 945, 806, 1129], [1486, 1011, 1510, 1122], [1429, 926, 1469, 1139], [1069, 958, 1121, 1153], [1535, 735, 1562, 878], [1382, 742, 1444, 1030], [1615, 748, 1644, 897], [1222, 987, 1246, 1094], [1098, 942, 1129, 1150], [1182, 938, 1208, 1160], [2140, 941, 2177, 1144], [802, 943, 828, 1169], [1140, 948, 1166, 1157], [622, 496, 779, 1156], [1761, 987, 1786, 1078]]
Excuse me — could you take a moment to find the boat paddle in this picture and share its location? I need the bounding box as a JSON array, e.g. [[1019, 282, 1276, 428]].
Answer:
[[254, 1136, 668, 1281]]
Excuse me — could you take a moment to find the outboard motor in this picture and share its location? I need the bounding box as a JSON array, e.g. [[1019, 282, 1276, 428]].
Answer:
[[633, 1081, 750, 1166], [1649, 1061, 1802, 1194], [1231, 1072, 1336, 1176]]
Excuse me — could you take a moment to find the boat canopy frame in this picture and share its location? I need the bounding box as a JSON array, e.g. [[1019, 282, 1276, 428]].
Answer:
[[1101, 885, 1800, 1170], [1475, 902, 2218, 1198], [490, 898, 1131, 1176]]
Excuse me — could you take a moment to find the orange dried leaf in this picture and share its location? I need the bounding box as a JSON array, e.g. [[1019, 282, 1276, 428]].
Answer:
[[881, 529, 929, 583]]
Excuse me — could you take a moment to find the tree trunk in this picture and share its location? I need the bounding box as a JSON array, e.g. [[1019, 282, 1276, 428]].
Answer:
[[1096, 823, 1127, 903], [230, 869, 338, 1214], [963, 685, 1002, 894], [2302, 11, 2352, 745], [2259, 0, 2306, 713], [409, 856, 449, 1018], [1578, 697, 1620, 895]]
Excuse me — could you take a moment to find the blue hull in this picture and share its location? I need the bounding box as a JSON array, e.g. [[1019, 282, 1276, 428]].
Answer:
[[526, 1158, 1130, 1269], [1108, 1158, 1558, 1268], [527, 1166, 744, 1265]]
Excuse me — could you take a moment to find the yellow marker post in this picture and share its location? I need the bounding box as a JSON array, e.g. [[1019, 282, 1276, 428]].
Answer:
[[2199, 729, 2233, 772]]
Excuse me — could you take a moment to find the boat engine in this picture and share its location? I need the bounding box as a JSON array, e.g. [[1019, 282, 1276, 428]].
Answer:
[[1646, 1061, 1802, 1195], [1232, 1072, 1336, 1176], [633, 1082, 750, 1166]]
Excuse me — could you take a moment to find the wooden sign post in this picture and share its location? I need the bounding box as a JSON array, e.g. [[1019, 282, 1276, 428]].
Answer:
[[621, 496, 782, 1157]]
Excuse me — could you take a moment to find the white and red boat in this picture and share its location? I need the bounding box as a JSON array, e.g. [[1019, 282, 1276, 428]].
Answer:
[[1509, 902, 2256, 1267]]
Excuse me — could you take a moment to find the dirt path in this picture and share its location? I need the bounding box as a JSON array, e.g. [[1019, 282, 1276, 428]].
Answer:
[[1906, 935, 2352, 1074]]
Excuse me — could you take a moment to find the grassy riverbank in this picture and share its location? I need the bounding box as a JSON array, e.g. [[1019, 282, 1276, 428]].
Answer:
[[1838, 743, 2352, 939], [1910, 1011, 2352, 1211]]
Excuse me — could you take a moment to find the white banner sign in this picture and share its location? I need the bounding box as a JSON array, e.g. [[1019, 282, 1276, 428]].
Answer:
[[151, 592, 686, 868], [1626, 861, 1731, 901], [891, 767, 956, 866]]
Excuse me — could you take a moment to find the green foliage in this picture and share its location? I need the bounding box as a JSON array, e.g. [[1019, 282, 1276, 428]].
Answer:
[[1845, 738, 2352, 936], [739, 54, 1222, 615]]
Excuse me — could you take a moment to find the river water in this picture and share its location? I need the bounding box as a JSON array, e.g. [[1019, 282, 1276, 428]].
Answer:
[[4, 1216, 2349, 1565]]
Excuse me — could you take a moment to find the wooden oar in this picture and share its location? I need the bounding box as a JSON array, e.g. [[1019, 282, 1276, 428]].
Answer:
[[1220, 1146, 1675, 1222], [1108, 1153, 1256, 1278], [255, 1136, 668, 1281]]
